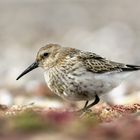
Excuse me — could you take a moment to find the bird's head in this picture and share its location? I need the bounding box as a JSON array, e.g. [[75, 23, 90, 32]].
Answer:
[[16, 44, 63, 80]]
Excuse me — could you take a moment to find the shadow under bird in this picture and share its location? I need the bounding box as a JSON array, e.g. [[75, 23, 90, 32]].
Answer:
[[16, 44, 140, 111]]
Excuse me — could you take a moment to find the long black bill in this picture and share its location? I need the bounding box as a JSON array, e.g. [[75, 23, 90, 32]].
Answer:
[[16, 61, 39, 80]]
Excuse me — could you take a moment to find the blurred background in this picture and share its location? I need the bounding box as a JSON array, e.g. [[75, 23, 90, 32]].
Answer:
[[0, 0, 140, 108], [1, 1, 140, 140]]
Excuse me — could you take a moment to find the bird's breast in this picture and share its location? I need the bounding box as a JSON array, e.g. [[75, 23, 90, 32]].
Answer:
[[44, 67, 125, 101]]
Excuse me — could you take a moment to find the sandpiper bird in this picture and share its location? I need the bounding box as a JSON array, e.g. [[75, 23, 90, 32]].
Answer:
[[16, 44, 140, 111]]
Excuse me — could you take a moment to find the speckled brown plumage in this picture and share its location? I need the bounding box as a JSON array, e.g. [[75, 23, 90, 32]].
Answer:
[[17, 44, 140, 111]]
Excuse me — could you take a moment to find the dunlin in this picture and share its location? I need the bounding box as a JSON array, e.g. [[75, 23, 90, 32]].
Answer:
[[17, 44, 140, 111]]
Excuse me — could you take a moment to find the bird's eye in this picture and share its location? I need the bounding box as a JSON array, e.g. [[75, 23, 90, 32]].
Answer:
[[43, 52, 49, 57]]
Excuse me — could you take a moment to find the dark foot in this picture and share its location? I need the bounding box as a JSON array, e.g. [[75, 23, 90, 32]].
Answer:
[[77, 95, 100, 115], [77, 108, 92, 113], [85, 95, 100, 110]]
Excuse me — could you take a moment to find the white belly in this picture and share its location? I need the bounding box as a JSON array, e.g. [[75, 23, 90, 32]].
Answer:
[[44, 68, 130, 101]]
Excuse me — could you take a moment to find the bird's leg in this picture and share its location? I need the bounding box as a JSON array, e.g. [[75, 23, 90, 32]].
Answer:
[[77, 101, 89, 112], [83, 100, 89, 109], [77, 95, 100, 113], [85, 95, 100, 110]]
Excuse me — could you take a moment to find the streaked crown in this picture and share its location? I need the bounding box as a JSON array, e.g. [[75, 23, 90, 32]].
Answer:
[[36, 44, 64, 69]]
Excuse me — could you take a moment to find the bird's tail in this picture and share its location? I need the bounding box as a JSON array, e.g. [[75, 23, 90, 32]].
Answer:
[[122, 64, 140, 72]]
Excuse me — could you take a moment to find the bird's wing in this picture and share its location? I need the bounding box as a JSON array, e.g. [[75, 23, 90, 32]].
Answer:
[[77, 51, 140, 73]]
